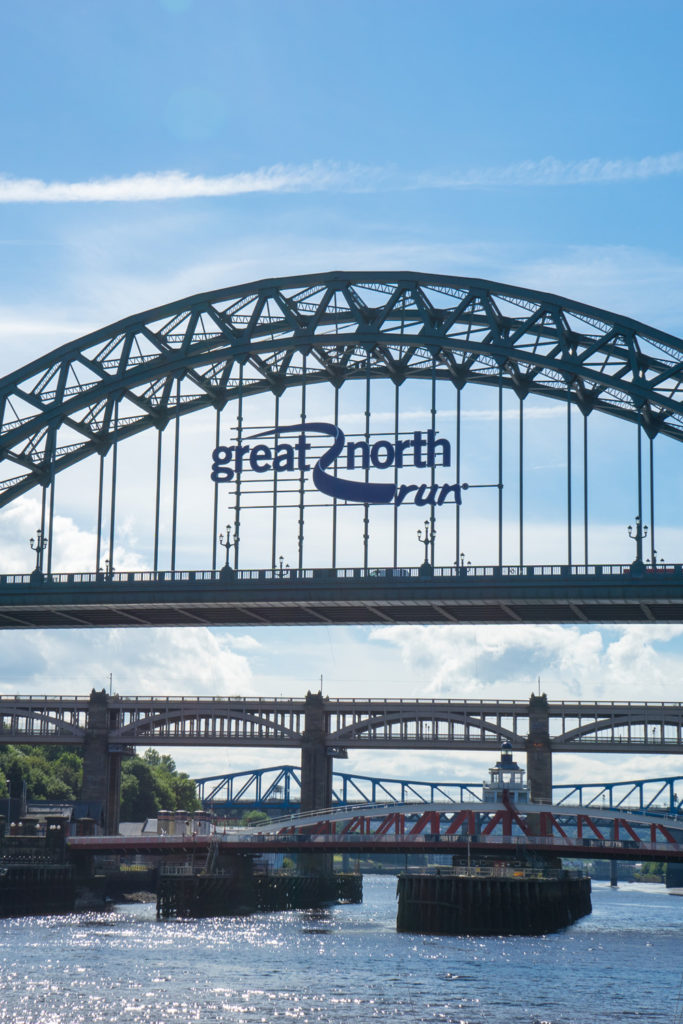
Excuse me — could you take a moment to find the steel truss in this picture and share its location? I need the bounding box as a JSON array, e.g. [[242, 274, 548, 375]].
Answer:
[[2, 271, 683, 510], [195, 764, 683, 816]]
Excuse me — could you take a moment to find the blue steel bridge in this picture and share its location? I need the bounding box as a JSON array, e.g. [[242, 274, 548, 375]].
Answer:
[[195, 764, 683, 818], [0, 271, 683, 625]]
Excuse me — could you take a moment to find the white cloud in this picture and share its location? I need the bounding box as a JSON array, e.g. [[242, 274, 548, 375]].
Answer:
[[2, 151, 683, 205], [0, 626, 253, 698], [369, 622, 683, 702], [421, 151, 683, 189], [0, 163, 381, 204]]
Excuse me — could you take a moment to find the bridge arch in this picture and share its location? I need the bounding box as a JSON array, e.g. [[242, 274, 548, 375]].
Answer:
[[330, 709, 519, 747], [110, 708, 303, 747], [3, 271, 683, 507], [558, 713, 683, 747], [2, 271, 682, 576]]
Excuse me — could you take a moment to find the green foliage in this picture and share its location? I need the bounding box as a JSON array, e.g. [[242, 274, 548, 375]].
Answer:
[[0, 743, 199, 821], [0, 744, 82, 802], [119, 747, 200, 821], [633, 861, 664, 883], [240, 809, 270, 826]]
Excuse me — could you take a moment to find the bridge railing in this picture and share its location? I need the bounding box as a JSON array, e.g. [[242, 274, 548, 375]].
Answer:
[[3, 694, 683, 709], [2, 562, 682, 586]]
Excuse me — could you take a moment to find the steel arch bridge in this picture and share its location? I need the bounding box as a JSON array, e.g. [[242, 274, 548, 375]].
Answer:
[[2, 270, 683, 627], [4, 271, 683, 505], [194, 764, 683, 817]]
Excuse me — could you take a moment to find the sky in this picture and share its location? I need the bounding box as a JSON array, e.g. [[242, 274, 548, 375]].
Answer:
[[2, 0, 683, 791]]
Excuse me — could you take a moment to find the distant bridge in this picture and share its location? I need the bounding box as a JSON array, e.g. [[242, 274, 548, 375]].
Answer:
[[5, 690, 683, 835], [195, 764, 683, 817], [3, 692, 683, 752], [68, 799, 683, 864]]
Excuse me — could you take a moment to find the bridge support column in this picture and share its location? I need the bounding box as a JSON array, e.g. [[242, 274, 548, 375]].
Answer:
[[300, 691, 333, 876], [300, 691, 333, 813], [80, 689, 121, 835], [525, 694, 552, 805]]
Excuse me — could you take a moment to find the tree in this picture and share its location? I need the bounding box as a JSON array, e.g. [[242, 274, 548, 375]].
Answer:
[[0, 743, 200, 821]]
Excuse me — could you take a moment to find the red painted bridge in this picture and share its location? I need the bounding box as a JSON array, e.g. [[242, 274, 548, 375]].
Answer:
[[67, 800, 683, 863]]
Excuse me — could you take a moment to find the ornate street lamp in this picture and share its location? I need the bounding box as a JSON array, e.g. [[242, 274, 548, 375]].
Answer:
[[627, 514, 648, 567], [276, 555, 290, 578], [219, 523, 237, 581], [417, 519, 436, 567], [29, 528, 48, 580]]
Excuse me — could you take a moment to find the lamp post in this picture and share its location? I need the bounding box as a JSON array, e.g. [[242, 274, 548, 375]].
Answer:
[[219, 524, 236, 580], [276, 555, 290, 579], [455, 552, 471, 576], [29, 528, 48, 580], [417, 520, 436, 566], [627, 514, 648, 568]]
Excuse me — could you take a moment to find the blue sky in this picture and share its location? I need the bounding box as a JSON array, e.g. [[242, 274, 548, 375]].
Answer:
[[1, 0, 683, 788]]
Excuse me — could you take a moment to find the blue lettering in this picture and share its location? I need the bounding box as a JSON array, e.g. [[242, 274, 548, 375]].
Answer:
[[249, 444, 272, 473], [413, 431, 427, 468], [274, 444, 295, 471], [211, 446, 234, 482], [248, 423, 396, 504], [295, 436, 311, 471], [371, 440, 394, 469], [437, 483, 461, 505], [209, 422, 466, 509], [427, 429, 451, 468], [346, 440, 369, 469], [415, 484, 438, 506]]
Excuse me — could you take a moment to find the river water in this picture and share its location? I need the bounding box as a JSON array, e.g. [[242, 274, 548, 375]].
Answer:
[[0, 878, 680, 1023]]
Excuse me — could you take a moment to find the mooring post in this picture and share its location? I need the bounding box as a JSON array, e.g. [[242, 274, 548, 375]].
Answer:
[[80, 689, 121, 835]]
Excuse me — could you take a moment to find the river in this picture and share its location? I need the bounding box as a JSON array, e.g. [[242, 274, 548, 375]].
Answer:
[[0, 878, 680, 1023]]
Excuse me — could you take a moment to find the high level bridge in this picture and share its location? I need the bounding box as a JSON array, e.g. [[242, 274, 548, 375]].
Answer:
[[4, 690, 683, 832]]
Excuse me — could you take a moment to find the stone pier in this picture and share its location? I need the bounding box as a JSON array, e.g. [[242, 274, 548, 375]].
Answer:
[[525, 693, 553, 804], [79, 690, 122, 835], [299, 690, 334, 876]]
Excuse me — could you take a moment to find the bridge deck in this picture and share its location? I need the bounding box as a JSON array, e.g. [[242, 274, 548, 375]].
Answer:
[[2, 564, 683, 627]]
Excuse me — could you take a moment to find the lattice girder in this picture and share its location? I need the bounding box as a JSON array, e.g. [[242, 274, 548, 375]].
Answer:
[[1, 271, 682, 507]]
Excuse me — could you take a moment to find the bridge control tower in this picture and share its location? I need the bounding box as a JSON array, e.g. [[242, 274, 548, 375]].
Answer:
[[483, 741, 529, 804]]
